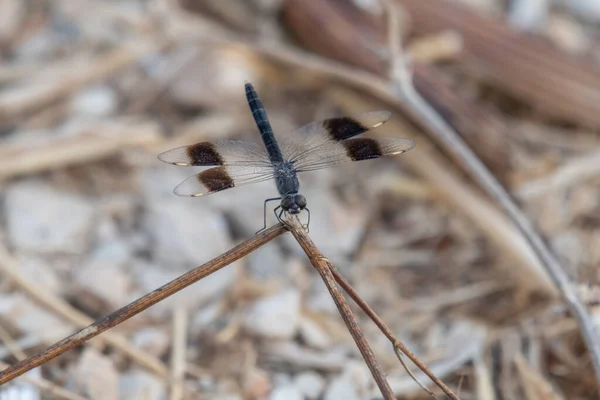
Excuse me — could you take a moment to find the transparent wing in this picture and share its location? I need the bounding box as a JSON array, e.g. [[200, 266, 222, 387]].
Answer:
[[173, 165, 275, 197], [158, 139, 271, 167], [293, 137, 416, 172], [278, 111, 391, 164]]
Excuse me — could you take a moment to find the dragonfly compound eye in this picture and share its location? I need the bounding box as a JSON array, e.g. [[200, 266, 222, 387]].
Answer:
[[281, 195, 295, 210], [295, 194, 307, 209]]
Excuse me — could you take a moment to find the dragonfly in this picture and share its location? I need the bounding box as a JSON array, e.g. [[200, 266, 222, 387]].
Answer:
[[158, 82, 416, 233]]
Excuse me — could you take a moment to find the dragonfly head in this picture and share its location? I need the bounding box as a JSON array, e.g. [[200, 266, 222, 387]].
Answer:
[[281, 194, 307, 215]]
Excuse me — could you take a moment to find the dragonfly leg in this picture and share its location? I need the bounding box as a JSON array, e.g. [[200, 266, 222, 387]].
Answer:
[[303, 208, 311, 233], [255, 197, 282, 235], [275, 206, 285, 223]]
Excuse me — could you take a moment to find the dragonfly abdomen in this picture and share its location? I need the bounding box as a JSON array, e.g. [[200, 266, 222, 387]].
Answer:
[[245, 83, 284, 163]]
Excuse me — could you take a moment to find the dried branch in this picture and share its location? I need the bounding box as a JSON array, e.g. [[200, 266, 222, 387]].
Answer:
[[0, 236, 169, 377], [329, 264, 460, 399], [288, 218, 459, 399], [392, 346, 439, 400], [287, 218, 397, 400], [388, 30, 600, 392], [169, 309, 188, 400], [378, 2, 600, 389], [0, 223, 287, 385]]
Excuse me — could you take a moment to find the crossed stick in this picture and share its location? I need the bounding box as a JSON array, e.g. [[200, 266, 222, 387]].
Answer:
[[0, 218, 459, 399]]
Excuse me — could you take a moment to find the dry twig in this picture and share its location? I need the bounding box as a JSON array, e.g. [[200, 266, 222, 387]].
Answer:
[[0, 239, 169, 378], [288, 217, 460, 399], [0, 214, 455, 400], [0, 224, 287, 385], [169, 309, 188, 400], [329, 262, 459, 399], [287, 218, 397, 400], [383, 2, 600, 389]]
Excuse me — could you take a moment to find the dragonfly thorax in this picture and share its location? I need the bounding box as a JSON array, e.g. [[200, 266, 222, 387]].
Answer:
[[274, 161, 300, 197], [281, 193, 307, 215]]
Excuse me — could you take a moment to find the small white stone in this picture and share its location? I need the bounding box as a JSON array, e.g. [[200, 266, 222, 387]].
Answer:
[[306, 276, 338, 315], [557, 0, 600, 22], [246, 242, 288, 281], [143, 197, 231, 270], [454, 0, 502, 14], [324, 377, 360, 400], [293, 372, 325, 400], [70, 85, 118, 117], [119, 370, 166, 400], [324, 361, 374, 400], [298, 316, 331, 349], [130, 260, 235, 319], [74, 241, 132, 308], [243, 289, 301, 339], [130, 328, 170, 357], [0, 293, 73, 343], [269, 385, 303, 400], [508, 0, 548, 31], [271, 373, 292, 387], [162, 45, 255, 109], [552, 231, 584, 270], [191, 301, 222, 333], [243, 368, 271, 399], [70, 348, 119, 400], [17, 255, 63, 294], [5, 180, 94, 253], [265, 342, 347, 371], [0, 369, 41, 400], [352, 0, 383, 14], [15, 28, 58, 61]]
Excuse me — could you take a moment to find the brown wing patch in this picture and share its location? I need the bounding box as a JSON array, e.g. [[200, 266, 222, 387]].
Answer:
[[197, 166, 235, 194], [322, 117, 369, 141], [187, 142, 224, 165], [343, 138, 383, 161]]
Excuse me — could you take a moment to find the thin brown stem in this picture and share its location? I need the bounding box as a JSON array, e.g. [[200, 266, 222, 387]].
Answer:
[[0, 223, 287, 385], [169, 308, 188, 400], [287, 218, 396, 400], [330, 264, 460, 400], [392, 345, 439, 399], [383, 0, 402, 81]]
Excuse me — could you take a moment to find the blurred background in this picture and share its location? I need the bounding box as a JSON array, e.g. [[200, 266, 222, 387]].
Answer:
[[1, 0, 600, 398]]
